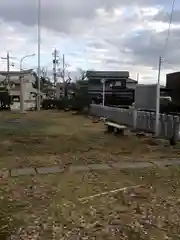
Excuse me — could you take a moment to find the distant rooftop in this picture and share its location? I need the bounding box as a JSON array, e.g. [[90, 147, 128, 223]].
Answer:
[[167, 71, 180, 76], [0, 69, 33, 76], [86, 71, 129, 80], [0, 70, 37, 84], [127, 78, 137, 83]]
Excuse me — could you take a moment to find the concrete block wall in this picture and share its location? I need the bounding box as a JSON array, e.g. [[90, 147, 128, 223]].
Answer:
[[90, 104, 180, 141]]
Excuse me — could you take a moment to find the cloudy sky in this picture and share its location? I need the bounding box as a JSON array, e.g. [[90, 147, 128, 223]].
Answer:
[[0, 0, 180, 84]]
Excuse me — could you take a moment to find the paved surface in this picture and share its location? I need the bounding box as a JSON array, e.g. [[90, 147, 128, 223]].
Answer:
[[11, 168, 36, 177], [1, 159, 180, 179], [37, 166, 64, 174]]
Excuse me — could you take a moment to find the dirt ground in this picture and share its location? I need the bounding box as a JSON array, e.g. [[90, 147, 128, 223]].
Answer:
[[0, 110, 179, 169], [1, 167, 180, 239], [0, 110, 180, 239]]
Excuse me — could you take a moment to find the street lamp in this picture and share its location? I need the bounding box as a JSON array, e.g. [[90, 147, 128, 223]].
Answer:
[[20, 54, 35, 70], [101, 78, 106, 107]]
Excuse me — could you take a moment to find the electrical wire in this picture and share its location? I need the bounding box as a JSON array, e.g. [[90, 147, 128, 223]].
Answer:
[[162, 0, 176, 59]]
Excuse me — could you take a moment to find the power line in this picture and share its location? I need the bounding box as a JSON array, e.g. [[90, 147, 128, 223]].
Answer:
[[52, 49, 59, 86], [162, 0, 176, 58], [1, 52, 16, 83], [155, 0, 176, 137]]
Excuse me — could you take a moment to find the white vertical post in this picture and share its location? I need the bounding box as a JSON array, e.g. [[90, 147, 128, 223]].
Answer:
[[20, 75, 24, 113], [136, 73, 139, 82], [37, 0, 41, 110], [133, 108, 137, 129], [19, 54, 35, 113], [101, 78, 105, 106], [103, 81, 105, 106], [155, 56, 162, 136]]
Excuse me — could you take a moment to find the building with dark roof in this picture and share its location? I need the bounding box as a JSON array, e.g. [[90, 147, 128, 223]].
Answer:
[[86, 70, 137, 106], [86, 70, 137, 91]]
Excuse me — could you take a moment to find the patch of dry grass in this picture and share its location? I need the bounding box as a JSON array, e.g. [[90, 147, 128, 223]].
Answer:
[[0, 110, 179, 169], [51, 167, 180, 239], [1, 166, 180, 239], [0, 111, 180, 238]]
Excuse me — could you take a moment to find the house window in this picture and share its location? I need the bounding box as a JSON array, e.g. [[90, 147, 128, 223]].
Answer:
[[115, 81, 122, 86]]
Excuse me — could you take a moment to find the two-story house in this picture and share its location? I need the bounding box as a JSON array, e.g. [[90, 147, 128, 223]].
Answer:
[[86, 71, 137, 106], [86, 71, 137, 91]]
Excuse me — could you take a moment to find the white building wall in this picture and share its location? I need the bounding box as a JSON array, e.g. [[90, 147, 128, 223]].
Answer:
[[0, 72, 37, 110]]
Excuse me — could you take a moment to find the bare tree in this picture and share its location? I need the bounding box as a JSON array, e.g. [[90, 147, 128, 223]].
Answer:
[[62, 71, 72, 96], [76, 68, 87, 81]]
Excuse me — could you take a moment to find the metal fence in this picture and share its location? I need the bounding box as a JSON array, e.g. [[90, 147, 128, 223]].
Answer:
[[90, 104, 180, 141]]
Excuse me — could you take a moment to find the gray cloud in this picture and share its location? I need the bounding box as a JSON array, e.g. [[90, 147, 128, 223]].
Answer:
[[0, 0, 170, 33], [0, 0, 121, 33], [122, 28, 180, 68], [0, 0, 179, 81], [105, 58, 121, 65], [87, 41, 106, 49], [153, 9, 180, 23]]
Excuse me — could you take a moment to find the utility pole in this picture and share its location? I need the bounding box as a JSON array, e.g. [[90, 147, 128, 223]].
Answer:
[[1, 52, 15, 84], [52, 49, 59, 86], [136, 73, 139, 82], [62, 54, 65, 83], [62, 54, 65, 96], [7, 52, 10, 79], [101, 78, 106, 106], [155, 56, 162, 136], [37, 0, 41, 111]]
